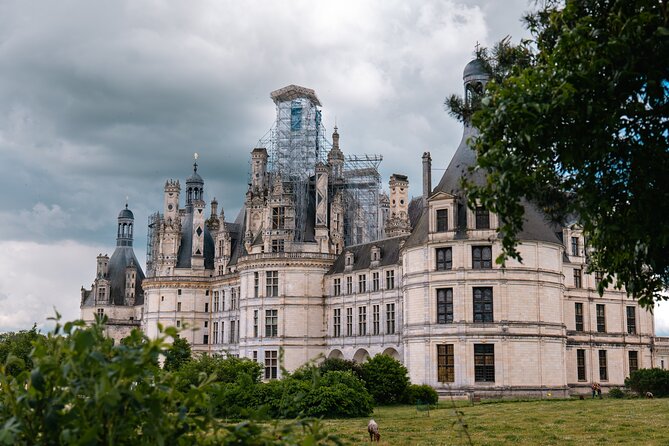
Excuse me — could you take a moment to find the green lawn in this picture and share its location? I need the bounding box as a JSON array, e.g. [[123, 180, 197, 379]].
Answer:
[[320, 398, 669, 445]]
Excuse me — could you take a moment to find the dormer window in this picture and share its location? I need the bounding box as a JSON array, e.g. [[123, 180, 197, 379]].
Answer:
[[475, 206, 490, 229], [371, 246, 381, 262], [345, 252, 354, 267], [436, 209, 448, 232], [272, 207, 285, 230]]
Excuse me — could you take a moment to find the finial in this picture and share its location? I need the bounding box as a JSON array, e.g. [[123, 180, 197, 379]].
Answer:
[[125, 196, 129, 209], [475, 41, 481, 56], [193, 152, 199, 173]]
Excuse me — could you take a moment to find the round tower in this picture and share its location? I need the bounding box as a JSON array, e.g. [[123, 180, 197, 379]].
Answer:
[[117, 204, 134, 247]]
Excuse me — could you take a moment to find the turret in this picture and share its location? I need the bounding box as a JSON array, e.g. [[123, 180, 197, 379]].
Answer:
[[251, 148, 268, 191], [117, 204, 134, 247], [187, 154, 206, 270], [327, 127, 345, 180], [385, 174, 411, 237], [96, 254, 109, 279], [164, 179, 180, 223]]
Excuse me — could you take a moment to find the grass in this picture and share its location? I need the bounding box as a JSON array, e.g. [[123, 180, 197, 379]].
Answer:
[[320, 398, 669, 445]]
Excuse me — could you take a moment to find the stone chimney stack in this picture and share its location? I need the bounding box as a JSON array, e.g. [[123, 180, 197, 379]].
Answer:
[[422, 152, 432, 203]]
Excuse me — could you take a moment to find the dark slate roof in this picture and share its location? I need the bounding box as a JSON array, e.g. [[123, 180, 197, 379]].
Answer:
[[118, 207, 134, 219], [108, 246, 145, 305], [227, 206, 248, 267], [463, 58, 487, 78], [408, 196, 424, 228], [176, 211, 215, 269], [327, 236, 408, 275], [405, 125, 561, 249]]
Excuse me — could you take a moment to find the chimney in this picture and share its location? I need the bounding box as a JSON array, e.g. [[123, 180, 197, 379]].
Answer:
[[422, 151, 432, 203]]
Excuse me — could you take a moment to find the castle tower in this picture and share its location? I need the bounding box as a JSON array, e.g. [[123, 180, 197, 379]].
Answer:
[[187, 154, 206, 270], [117, 204, 134, 247], [328, 126, 345, 180], [385, 174, 411, 237], [251, 148, 268, 191]]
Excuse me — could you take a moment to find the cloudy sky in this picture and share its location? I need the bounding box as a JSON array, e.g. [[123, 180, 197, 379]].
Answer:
[[1, 0, 667, 335]]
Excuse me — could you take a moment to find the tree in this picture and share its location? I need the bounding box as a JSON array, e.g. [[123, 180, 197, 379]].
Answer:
[[447, 0, 669, 308], [0, 325, 46, 376], [163, 336, 192, 371], [360, 354, 410, 405]]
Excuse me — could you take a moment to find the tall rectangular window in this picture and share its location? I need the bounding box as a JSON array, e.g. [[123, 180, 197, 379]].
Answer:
[[358, 274, 367, 293], [372, 305, 380, 335], [346, 308, 353, 336], [436, 209, 448, 232], [437, 288, 454, 324], [177, 302, 181, 312], [386, 303, 396, 334], [372, 272, 380, 292], [472, 246, 492, 269], [290, 103, 302, 131], [266, 271, 279, 297], [97, 308, 104, 317], [577, 349, 586, 381], [271, 239, 284, 253], [265, 309, 278, 337], [203, 334, 209, 345], [358, 306, 367, 336], [599, 350, 608, 380], [333, 308, 341, 337], [386, 270, 395, 290], [230, 320, 236, 343], [334, 278, 341, 296], [253, 310, 259, 337], [575, 303, 584, 331], [626, 306, 637, 334], [213, 322, 219, 344], [204, 303, 209, 313], [265, 350, 278, 379], [272, 207, 285, 229], [346, 276, 353, 294], [436, 247, 452, 271], [474, 344, 495, 382], [595, 271, 604, 285], [230, 288, 236, 310], [220, 321, 224, 343], [254, 272, 259, 298], [571, 236, 579, 256], [475, 207, 490, 229], [596, 304, 606, 333], [214, 291, 220, 312], [221, 291, 226, 311], [573, 268, 582, 288], [473, 287, 493, 323], [629, 351, 639, 374], [437, 344, 455, 382]]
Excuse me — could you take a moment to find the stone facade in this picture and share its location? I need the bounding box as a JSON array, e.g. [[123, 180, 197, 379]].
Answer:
[[81, 61, 669, 396]]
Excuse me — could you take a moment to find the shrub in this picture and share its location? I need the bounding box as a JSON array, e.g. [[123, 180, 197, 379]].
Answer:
[[175, 353, 262, 392], [301, 371, 374, 418], [608, 387, 625, 399], [625, 368, 669, 397], [360, 354, 410, 405], [318, 357, 363, 380], [0, 326, 46, 377], [405, 384, 439, 405], [162, 336, 192, 371]]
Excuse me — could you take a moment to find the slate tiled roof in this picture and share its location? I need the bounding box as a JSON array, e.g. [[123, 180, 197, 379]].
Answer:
[[327, 236, 407, 275]]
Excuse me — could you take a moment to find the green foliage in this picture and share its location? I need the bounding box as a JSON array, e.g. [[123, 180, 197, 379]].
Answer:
[[163, 335, 192, 371], [175, 353, 262, 395], [447, 0, 669, 307], [360, 354, 410, 405], [256, 371, 373, 419], [317, 357, 363, 380], [608, 387, 625, 399], [405, 384, 439, 405], [0, 319, 343, 445], [625, 368, 669, 397], [0, 320, 215, 445], [0, 325, 46, 376]]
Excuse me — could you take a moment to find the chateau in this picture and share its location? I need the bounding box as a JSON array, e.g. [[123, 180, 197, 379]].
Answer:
[[81, 59, 669, 397]]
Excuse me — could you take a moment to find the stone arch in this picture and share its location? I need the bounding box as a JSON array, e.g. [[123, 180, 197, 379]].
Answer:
[[382, 347, 400, 361], [328, 349, 343, 360], [353, 348, 370, 363]]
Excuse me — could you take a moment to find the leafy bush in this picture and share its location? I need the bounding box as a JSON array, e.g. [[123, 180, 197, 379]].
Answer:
[[318, 357, 363, 380], [301, 371, 374, 418], [162, 336, 192, 371], [361, 354, 410, 405], [405, 384, 439, 405], [608, 387, 625, 399], [0, 325, 46, 376], [175, 353, 262, 393], [0, 318, 342, 445], [625, 368, 669, 397]]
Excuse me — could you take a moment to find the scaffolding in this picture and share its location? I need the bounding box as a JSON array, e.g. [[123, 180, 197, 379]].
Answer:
[[341, 154, 383, 245], [146, 212, 161, 277], [255, 85, 382, 246]]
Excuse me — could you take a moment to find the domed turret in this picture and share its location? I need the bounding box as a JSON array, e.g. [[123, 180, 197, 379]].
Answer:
[[117, 203, 134, 247], [185, 153, 204, 210]]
